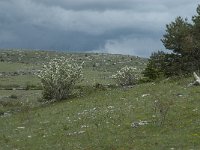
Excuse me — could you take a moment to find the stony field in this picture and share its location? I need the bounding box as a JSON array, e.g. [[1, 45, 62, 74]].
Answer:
[[0, 50, 200, 150]]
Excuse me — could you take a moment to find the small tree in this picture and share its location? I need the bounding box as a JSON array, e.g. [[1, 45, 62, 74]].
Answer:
[[192, 5, 200, 51], [112, 66, 138, 86], [191, 5, 200, 70], [143, 51, 188, 81], [38, 57, 83, 101], [143, 51, 166, 81], [161, 16, 192, 54], [143, 5, 200, 81]]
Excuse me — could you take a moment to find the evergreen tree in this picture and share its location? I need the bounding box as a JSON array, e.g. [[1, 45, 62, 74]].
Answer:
[[161, 16, 192, 55], [191, 5, 200, 70], [144, 5, 200, 81], [192, 5, 200, 51], [143, 51, 166, 80]]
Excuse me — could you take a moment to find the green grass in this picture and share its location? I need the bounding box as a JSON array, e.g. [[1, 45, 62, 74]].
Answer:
[[0, 62, 32, 72], [0, 50, 200, 149], [81, 69, 114, 86], [0, 75, 40, 86], [1, 79, 200, 149], [0, 90, 42, 114]]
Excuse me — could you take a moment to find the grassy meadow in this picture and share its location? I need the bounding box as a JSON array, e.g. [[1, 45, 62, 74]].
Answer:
[[0, 50, 200, 149]]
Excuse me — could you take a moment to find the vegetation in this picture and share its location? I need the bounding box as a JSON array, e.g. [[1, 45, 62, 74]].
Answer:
[[144, 5, 200, 80], [0, 50, 146, 114], [1, 4, 200, 150], [143, 51, 166, 81], [38, 57, 83, 101], [0, 49, 200, 149], [112, 66, 139, 86]]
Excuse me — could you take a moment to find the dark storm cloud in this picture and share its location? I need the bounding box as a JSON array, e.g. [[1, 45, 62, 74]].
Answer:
[[0, 0, 199, 57]]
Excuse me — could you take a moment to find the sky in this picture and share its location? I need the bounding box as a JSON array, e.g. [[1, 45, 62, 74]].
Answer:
[[0, 0, 199, 57]]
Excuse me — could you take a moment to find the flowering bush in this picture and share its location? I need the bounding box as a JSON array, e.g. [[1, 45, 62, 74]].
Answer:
[[112, 66, 138, 86], [38, 57, 83, 101]]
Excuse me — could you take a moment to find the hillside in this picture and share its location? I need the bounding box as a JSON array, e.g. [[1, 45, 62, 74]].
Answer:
[[0, 50, 200, 149]]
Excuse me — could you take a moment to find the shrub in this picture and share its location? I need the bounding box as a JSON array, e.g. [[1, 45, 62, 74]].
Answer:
[[94, 82, 107, 90], [143, 51, 192, 81], [9, 94, 18, 99], [25, 82, 40, 90], [112, 66, 138, 86], [153, 99, 173, 126], [143, 51, 166, 81], [38, 57, 83, 101]]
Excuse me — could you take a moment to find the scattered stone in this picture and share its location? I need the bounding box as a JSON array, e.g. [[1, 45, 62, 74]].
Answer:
[[177, 93, 183, 97], [192, 108, 198, 112], [17, 127, 25, 129], [67, 130, 85, 136], [131, 120, 150, 128], [141, 94, 150, 97]]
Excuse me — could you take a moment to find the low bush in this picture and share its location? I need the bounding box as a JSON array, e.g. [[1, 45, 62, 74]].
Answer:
[[9, 94, 18, 99], [38, 57, 83, 101], [112, 66, 138, 86]]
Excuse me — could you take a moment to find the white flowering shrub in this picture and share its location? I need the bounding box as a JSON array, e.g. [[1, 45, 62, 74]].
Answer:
[[112, 66, 138, 86], [38, 57, 83, 101]]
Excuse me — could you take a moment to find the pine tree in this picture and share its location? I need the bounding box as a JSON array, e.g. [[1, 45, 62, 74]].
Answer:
[[161, 16, 192, 55]]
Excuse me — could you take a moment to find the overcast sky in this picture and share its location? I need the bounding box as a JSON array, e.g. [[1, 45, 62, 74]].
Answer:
[[0, 0, 199, 57]]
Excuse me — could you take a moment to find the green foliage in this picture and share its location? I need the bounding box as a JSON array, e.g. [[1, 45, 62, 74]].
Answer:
[[161, 16, 193, 54], [9, 94, 18, 99], [145, 5, 200, 81], [143, 51, 193, 80], [192, 4, 200, 51], [38, 57, 83, 101], [143, 51, 166, 81]]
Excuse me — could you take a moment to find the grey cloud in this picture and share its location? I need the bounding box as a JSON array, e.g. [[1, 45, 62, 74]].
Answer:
[[34, 0, 197, 12], [102, 36, 165, 57], [0, 0, 199, 57]]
